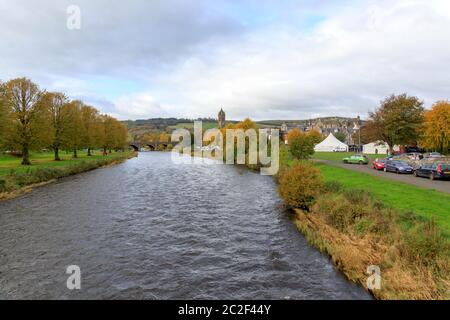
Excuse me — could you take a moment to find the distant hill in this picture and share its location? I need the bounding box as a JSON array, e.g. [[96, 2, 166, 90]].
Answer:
[[257, 117, 364, 128], [124, 118, 236, 141], [124, 116, 362, 141]]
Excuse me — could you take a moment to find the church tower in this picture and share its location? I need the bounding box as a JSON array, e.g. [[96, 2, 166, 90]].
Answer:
[[218, 108, 226, 129]]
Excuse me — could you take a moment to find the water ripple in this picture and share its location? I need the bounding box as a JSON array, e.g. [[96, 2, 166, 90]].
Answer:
[[0, 152, 371, 300]]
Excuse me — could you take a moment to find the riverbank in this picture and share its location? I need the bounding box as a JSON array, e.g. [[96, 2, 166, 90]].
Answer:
[[0, 151, 370, 299], [316, 162, 450, 235], [0, 151, 137, 201], [187, 148, 449, 299], [278, 155, 449, 300]]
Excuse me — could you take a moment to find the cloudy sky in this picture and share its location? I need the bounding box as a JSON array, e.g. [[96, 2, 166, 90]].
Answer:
[[1, 0, 450, 120]]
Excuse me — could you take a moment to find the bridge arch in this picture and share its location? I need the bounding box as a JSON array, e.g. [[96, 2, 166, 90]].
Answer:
[[130, 144, 139, 151]]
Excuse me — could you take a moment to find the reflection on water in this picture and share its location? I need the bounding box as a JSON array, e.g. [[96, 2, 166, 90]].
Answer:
[[0, 152, 371, 299]]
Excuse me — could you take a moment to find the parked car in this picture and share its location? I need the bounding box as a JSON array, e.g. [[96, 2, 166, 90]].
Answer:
[[384, 160, 414, 174], [406, 147, 422, 153], [424, 152, 442, 159], [414, 163, 450, 180], [342, 155, 369, 165], [406, 153, 424, 161], [333, 146, 348, 152], [372, 158, 386, 170]]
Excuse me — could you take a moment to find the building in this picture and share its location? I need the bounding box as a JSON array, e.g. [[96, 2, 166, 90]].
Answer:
[[280, 116, 363, 146], [218, 108, 226, 129], [362, 142, 400, 155]]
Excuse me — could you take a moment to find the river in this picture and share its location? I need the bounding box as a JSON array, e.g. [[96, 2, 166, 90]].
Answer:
[[0, 152, 371, 299]]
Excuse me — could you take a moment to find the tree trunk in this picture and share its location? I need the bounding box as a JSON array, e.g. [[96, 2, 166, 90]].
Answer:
[[87, 148, 92, 156], [73, 149, 78, 158], [388, 144, 395, 155], [22, 144, 31, 165], [54, 147, 61, 161]]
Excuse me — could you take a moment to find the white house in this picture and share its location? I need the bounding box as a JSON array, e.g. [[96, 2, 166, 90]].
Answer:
[[362, 141, 399, 155], [314, 133, 349, 152]]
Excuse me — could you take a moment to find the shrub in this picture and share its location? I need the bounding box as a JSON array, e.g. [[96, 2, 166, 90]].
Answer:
[[343, 188, 374, 204], [325, 181, 344, 193], [288, 133, 315, 160], [313, 194, 364, 231], [402, 219, 449, 267], [312, 190, 392, 235], [156, 144, 166, 151], [278, 160, 325, 210], [0, 178, 6, 192]]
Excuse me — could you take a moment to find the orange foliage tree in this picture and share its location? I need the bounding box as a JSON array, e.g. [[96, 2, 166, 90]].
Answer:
[[420, 101, 450, 154], [278, 161, 325, 210], [287, 129, 316, 160]]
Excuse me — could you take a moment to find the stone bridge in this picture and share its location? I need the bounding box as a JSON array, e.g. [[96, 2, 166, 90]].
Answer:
[[129, 142, 171, 151]]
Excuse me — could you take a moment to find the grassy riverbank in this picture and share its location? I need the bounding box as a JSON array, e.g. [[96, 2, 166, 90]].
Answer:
[[0, 151, 136, 200], [279, 150, 449, 299], [317, 163, 450, 235]]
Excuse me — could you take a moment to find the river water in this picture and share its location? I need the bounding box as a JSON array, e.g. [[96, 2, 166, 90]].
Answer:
[[0, 152, 371, 299]]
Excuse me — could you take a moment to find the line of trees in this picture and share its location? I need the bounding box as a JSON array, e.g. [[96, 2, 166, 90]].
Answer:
[[0, 78, 128, 165], [361, 94, 450, 155]]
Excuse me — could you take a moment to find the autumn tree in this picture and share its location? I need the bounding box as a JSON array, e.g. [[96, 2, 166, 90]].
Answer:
[[364, 94, 424, 153], [278, 160, 325, 210], [308, 129, 323, 144], [420, 101, 450, 154], [287, 128, 303, 142], [0, 83, 10, 149], [234, 118, 257, 131], [287, 128, 315, 160], [3, 78, 46, 165], [81, 105, 100, 156], [62, 100, 84, 158], [99, 115, 127, 152], [334, 131, 347, 143], [40, 92, 69, 161], [159, 133, 170, 143], [114, 121, 128, 150]]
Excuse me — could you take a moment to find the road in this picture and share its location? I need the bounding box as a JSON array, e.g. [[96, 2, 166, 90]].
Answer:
[[319, 160, 450, 195]]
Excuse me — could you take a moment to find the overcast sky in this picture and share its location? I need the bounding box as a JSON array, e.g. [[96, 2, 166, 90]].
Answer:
[[1, 0, 449, 120]]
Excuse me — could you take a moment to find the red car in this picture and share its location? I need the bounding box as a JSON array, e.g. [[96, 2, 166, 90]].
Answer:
[[372, 158, 386, 170]]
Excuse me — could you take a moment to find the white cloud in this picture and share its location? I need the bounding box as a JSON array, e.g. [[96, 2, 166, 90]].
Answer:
[[114, 93, 165, 118], [1, 0, 450, 120], [141, 0, 450, 120]]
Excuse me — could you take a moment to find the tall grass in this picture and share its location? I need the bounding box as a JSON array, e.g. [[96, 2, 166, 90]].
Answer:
[[278, 163, 450, 299]]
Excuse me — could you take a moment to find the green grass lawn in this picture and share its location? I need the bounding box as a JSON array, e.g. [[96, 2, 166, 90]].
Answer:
[[313, 152, 382, 162], [317, 163, 450, 234], [0, 151, 129, 177]]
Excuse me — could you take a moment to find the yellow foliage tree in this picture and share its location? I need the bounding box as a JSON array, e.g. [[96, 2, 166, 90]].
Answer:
[[234, 118, 257, 131], [3, 78, 47, 165], [307, 129, 323, 144], [420, 101, 450, 154], [287, 128, 303, 143]]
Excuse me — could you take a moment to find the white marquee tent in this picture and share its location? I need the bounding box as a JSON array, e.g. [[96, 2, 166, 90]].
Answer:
[[314, 133, 349, 152]]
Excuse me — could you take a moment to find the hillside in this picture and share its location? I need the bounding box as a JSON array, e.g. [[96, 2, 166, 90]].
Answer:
[[124, 116, 362, 141]]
